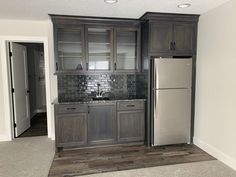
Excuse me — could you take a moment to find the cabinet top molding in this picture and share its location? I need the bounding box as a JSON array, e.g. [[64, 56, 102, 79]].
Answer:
[[49, 14, 141, 26], [140, 12, 200, 22], [49, 12, 200, 25]]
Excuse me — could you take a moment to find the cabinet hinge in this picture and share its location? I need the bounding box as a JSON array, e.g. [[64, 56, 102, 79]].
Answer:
[[12, 88, 15, 93], [9, 51, 13, 57], [14, 123, 17, 128]]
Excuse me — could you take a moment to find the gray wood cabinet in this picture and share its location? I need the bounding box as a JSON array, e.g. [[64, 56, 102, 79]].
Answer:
[[173, 23, 195, 53], [86, 27, 114, 72], [51, 15, 141, 74], [114, 27, 141, 72], [149, 22, 173, 53], [141, 13, 199, 58], [149, 22, 196, 54], [54, 25, 86, 72], [54, 100, 145, 149], [117, 101, 145, 142], [56, 113, 87, 147], [117, 110, 144, 142], [88, 103, 116, 145]]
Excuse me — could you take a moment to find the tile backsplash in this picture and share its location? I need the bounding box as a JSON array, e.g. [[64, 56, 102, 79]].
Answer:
[[58, 73, 148, 102]]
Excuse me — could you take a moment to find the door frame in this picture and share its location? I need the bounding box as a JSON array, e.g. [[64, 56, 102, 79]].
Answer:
[[0, 36, 53, 141]]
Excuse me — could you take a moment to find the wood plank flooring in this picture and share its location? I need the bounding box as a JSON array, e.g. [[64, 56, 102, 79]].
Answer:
[[19, 113, 47, 137], [48, 144, 215, 177]]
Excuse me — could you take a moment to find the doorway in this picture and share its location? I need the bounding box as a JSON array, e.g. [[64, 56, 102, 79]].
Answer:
[[9, 42, 47, 138]]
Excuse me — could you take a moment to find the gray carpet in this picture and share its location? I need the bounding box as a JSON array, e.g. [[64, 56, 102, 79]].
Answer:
[[0, 136, 54, 177], [82, 160, 236, 177]]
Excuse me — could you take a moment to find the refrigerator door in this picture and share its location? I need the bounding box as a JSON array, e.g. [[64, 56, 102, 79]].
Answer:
[[154, 89, 191, 146], [154, 58, 192, 89]]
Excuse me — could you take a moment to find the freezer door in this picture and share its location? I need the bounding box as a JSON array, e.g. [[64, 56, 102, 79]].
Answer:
[[154, 89, 191, 146], [154, 58, 192, 89]]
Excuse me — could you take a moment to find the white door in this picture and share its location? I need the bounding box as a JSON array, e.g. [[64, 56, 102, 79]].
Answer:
[[34, 50, 46, 112], [10, 42, 30, 137]]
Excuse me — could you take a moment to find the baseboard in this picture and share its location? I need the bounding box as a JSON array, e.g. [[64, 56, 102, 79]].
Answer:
[[0, 134, 11, 142], [194, 137, 236, 171]]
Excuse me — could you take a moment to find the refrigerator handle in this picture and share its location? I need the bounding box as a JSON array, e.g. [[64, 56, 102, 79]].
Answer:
[[153, 90, 159, 120], [153, 59, 159, 90]]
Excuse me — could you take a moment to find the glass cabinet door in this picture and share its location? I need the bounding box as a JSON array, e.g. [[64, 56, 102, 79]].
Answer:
[[57, 28, 84, 71], [87, 28, 113, 71], [115, 29, 138, 71]]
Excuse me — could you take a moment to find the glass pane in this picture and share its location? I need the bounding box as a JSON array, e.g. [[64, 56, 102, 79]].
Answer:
[[57, 29, 83, 70], [88, 28, 111, 70], [116, 31, 137, 70]]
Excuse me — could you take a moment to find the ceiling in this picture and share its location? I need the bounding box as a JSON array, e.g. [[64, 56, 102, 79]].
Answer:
[[0, 0, 230, 21]]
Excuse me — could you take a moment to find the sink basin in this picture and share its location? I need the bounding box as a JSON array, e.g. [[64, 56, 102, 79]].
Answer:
[[92, 97, 110, 101]]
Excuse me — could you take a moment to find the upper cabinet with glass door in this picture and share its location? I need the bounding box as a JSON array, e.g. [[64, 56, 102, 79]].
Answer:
[[115, 28, 140, 72], [87, 28, 113, 72], [56, 27, 85, 72]]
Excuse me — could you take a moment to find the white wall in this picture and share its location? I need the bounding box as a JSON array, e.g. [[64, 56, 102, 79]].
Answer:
[[0, 19, 57, 140], [0, 53, 4, 137], [195, 0, 236, 170]]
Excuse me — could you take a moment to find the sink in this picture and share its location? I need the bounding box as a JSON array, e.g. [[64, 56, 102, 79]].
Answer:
[[92, 97, 110, 101]]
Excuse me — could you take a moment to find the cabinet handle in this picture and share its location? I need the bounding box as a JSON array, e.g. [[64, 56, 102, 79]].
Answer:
[[86, 63, 89, 70], [56, 62, 58, 71], [114, 63, 117, 70], [66, 107, 76, 110], [126, 105, 135, 107], [170, 42, 174, 50]]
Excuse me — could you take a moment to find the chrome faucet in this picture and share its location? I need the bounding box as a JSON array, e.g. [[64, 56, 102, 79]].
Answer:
[[96, 83, 103, 98]]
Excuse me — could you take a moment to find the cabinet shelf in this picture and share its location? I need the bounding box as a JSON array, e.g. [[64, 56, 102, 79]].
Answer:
[[89, 52, 111, 57], [117, 43, 136, 46], [59, 56, 83, 58], [89, 42, 111, 45], [58, 41, 82, 44]]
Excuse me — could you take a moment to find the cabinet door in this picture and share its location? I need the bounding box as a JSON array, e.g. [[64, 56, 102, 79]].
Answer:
[[56, 27, 85, 71], [56, 113, 87, 147], [173, 23, 195, 53], [117, 110, 144, 142], [115, 28, 140, 72], [149, 22, 173, 53], [87, 27, 113, 71], [88, 103, 116, 145]]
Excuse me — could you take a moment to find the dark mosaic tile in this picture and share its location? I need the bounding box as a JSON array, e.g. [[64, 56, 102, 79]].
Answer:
[[58, 73, 148, 102]]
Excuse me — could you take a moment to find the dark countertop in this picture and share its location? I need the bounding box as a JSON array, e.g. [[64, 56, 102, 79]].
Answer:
[[53, 98, 146, 105]]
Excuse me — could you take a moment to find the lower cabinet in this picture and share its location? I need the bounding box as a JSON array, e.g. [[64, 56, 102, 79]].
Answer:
[[55, 100, 145, 149], [56, 113, 87, 147], [117, 110, 145, 142], [88, 103, 116, 145]]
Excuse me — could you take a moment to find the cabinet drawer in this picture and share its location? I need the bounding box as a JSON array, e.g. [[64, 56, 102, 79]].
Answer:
[[117, 101, 145, 111], [56, 104, 87, 114]]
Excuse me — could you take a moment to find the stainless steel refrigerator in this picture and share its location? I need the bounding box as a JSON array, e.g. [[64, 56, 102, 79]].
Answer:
[[152, 58, 192, 146]]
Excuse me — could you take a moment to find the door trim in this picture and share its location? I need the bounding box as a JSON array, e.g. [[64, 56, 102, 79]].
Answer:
[[0, 36, 54, 141]]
